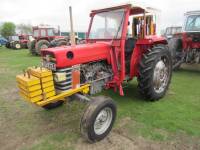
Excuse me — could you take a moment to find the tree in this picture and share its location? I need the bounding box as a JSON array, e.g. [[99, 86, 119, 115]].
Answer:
[[17, 23, 32, 35], [0, 22, 16, 38]]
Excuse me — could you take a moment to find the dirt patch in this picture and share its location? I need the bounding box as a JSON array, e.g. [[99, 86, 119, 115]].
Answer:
[[0, 87, 19, 101], [75, 130, 200, 150], [75, 117, 200, 150]]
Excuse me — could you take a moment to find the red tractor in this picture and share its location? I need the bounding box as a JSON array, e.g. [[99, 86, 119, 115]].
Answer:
[[17, 4, 172, 142], [169, 11, 200, 69], [28, 26, 69, 55], [5, 34, 30, 49], [163, 26, 182, 40]]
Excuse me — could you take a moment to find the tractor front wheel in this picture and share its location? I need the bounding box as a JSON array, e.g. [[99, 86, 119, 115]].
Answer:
[[28, 40, 37, 55], [35, 40, 50, 55], [80, 96, 116, 143], [138, 45, 172, 101]]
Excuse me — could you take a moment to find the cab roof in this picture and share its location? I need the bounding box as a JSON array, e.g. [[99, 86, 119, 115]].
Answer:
[[91, 2, 159, 15], [185, 10, 200, 16]]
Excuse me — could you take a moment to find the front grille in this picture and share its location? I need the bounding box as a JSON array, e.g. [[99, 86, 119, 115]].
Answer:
[[54, 67, 72, 91]]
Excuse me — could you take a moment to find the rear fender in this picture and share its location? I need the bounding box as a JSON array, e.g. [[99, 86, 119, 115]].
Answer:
[[36, 37, 49, 42], [129, 36, 167, 79]]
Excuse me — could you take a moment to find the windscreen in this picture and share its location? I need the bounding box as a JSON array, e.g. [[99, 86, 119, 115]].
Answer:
[[89, 9, 125, 39], [185, 15, 200, 31], [33, 29, 39, 37], [47, 29, 54, 36], [10, 36, 19, 41]]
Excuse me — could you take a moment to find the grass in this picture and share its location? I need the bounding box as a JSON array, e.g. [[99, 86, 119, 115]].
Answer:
[[0, 47, 200, 149]]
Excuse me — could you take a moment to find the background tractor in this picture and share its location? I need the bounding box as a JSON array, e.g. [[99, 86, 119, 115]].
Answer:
[[28, 26, 69, 55], [163, 26, 182, 40], [169, 11, 200, 69], [17, 4, 172, 143], [5, 34, 30, 50]]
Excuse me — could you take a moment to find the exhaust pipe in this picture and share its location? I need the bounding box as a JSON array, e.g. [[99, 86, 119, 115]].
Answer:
[[69, 6, 76, 46]]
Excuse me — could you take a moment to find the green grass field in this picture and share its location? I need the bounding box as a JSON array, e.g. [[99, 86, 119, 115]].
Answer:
[[0, 47, 200, 150]]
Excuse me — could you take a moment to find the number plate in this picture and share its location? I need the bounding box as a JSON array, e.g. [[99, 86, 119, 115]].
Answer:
[[42, 61, 56, 71]]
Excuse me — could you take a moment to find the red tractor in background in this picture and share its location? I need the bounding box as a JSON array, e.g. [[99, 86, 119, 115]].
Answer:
[[6, 34, 30, 49], [169, 11, 200, 69], [17, 4, 172, 142], [28, 26, 69, 55], [163, 26, 182, 40]]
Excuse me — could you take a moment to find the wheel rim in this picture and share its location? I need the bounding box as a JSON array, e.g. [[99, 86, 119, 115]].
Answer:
[[94, 107, 113, 135], [16, 44, 21, 49], [153, 57, 170, 94]]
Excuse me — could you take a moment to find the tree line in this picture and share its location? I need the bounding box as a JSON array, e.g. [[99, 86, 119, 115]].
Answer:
[[0, 22, 32, 38]]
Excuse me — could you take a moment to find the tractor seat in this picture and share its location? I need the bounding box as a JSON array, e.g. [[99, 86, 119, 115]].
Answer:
[[125, 38, 137, 54]]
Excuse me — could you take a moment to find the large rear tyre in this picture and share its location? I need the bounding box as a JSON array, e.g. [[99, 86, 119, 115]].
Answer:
[[42, 100, 64, 110], [138, 45, 172, 101], [5, 42, 10, 48], [80, 96, 116, 143], [57, 40, 67, 46], [35, 40, 50, 55], [13, 42, 21, 50]]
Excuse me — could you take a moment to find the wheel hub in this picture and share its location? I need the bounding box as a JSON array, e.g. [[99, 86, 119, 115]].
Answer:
[[16, 44, 21, 49], [153, 59, 169, 94], [94, 107, 113, 135], [41, 44, 48, 49]]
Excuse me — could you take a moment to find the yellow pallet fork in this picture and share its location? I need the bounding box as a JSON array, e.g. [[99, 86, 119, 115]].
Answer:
[[16, 67, 90, 107]]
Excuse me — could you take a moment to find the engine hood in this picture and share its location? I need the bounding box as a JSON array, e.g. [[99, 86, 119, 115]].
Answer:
[[41, 42, 112, 68]]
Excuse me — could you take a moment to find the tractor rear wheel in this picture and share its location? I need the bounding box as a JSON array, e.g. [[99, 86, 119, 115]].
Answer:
[[138, 45, 172, 101], [14, 42, 21, 50], [80, 96, 116, 143], [42, 100, 64, 110], [35, 40, 50, 55], [57, 40, 67, 46], [5, 42, 10, 48]]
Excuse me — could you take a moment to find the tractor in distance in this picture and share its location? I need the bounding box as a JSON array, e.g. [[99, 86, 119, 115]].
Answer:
[[169, 11, 200, 69], [163, 26, 182, 40], [16, 3, 172, 143], [5, 34, 30, 50], [28, 26, 69, 55]]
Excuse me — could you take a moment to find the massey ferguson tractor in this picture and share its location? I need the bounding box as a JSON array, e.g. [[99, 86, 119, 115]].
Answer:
[[169, 11, 200, 69], [28, 26, 69, 55], [16, 4, 172, 142]]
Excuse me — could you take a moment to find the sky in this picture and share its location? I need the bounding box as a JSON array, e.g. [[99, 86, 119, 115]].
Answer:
[[0, 0, 200, 33]]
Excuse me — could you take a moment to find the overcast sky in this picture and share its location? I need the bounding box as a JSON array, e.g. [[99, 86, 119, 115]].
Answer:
[[0, 0, 200, 33]]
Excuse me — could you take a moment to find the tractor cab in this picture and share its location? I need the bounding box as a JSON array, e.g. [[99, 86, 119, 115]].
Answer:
[[183, 11, 200, 49], [32, 26, 58, 40], [8, 35, 20, 42], [88, 5, 158, 42], [87, 4, 162, 78]]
